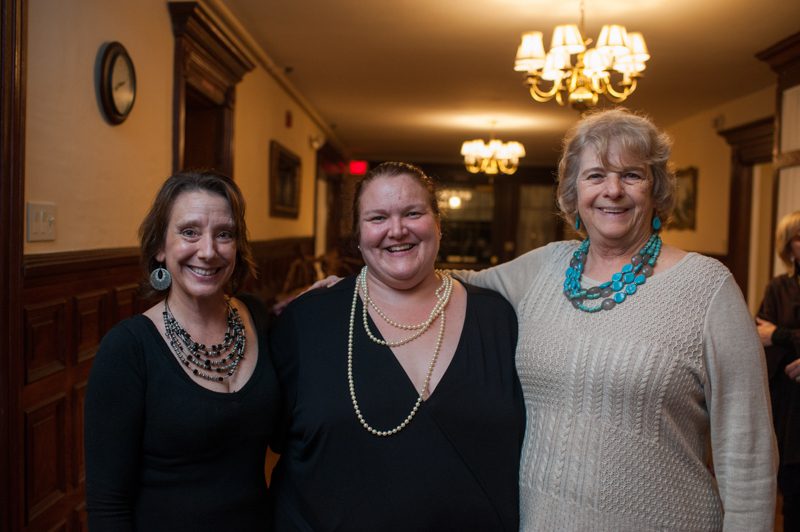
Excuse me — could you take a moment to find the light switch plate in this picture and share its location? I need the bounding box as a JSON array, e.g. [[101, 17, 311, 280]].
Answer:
[[26, 202, 56, 242]]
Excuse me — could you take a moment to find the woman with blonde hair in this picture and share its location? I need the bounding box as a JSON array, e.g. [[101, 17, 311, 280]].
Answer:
[[455, 108, 777, 530], [757, 210, 800, 530]]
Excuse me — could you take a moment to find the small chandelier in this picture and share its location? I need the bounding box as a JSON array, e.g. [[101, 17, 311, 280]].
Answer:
[[460, 137, 525, 175], [514, 0, 650, 110]]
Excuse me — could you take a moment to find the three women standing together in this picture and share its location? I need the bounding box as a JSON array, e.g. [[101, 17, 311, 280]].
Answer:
[[85, 108, 777, 531]]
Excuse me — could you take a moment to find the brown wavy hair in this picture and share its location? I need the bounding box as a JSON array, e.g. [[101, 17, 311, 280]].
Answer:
[[138, 170, 257, 298]]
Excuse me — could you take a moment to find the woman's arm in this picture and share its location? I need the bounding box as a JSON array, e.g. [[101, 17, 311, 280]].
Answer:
[[84, 323, 146, 532], [703, 276, 778, 531], [757, 278, 800, 378], [451, 245, 553, 309]]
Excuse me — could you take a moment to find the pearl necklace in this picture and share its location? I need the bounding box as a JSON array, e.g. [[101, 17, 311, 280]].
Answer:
[[163, 297, 246, 381], [347, 266, 452, 436], [361, 267, 452, 347], [563, 233, 661, 312]]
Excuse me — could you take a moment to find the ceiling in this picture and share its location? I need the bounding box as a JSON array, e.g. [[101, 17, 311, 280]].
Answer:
[[222, 0, 800, 166]]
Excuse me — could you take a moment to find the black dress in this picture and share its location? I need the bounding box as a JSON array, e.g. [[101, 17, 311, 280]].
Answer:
[[758, 273, 800, 528], [269, 276, 524, 532], [84, 294, 280, 532]]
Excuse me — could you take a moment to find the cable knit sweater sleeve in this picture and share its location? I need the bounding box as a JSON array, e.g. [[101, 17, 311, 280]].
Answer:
[[451, 243, 555, 309], [703, 275, 778, 531]]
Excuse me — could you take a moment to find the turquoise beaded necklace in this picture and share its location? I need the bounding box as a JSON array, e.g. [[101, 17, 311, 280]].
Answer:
[[563, 232, 662, 312]]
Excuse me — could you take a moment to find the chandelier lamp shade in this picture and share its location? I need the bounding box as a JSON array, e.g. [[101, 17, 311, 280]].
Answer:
[[460, 138, 526, 175], [514, 5, 650, 110]]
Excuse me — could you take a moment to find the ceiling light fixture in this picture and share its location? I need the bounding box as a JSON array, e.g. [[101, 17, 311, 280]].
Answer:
[[514, 0, 649, 110], [460, 137, 526, 175]]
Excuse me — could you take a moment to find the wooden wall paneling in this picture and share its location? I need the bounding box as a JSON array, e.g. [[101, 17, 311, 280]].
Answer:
[[71, 502, 88, 532], [247, 237, 315, 303], [24, 299, 68, 384], [1, 0, 27, 529], [73, 290, 110, 363], [24, 394, 68, 524], [112, 283, 142, 322], [71, 382, 87, 488]]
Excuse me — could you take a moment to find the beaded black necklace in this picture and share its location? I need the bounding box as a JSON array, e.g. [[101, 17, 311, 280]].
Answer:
[[564, 232, 662, 312], [162, 298, 246, 382]]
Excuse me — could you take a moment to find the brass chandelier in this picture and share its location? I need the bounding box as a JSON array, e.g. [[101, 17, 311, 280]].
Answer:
[[460, 137, 526, 175], [514, 0, 650, 110]]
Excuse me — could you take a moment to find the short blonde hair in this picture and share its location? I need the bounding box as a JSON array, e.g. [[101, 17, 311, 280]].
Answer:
[[556, 108, 676, 230], [775, 210, 800, 269]]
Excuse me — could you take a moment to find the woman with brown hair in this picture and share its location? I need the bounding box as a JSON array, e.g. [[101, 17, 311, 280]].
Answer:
[[85, 170, 280, 531], [269, 161, 524, 531]]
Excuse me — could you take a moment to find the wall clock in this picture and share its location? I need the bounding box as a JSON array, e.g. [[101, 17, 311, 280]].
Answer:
[[97, 42, 136, 124]]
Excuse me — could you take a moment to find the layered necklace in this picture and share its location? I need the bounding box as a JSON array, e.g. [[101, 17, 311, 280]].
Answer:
[[163, 297, 246, 382], [347, 266, 453, 436], [564, 232, 662, 312]]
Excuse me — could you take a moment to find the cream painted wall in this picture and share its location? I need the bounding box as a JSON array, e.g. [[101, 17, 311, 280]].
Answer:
[[234, 68, 323, 242], [661, 86, 775, 255], [25, 0, 173, 253], [24, 0, 324, 254]]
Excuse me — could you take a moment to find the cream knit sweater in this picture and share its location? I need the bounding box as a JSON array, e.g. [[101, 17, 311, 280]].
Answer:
[[456, 241, 777, 531]]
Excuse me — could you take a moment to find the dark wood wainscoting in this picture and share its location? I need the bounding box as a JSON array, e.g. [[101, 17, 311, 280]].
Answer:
[[14, 236, 311, 531]]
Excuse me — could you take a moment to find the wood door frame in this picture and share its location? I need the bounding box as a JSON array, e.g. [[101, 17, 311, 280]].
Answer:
[[168, 1, 254, 176], [1, 0, 26, 530], [718, 116, 774, 297]]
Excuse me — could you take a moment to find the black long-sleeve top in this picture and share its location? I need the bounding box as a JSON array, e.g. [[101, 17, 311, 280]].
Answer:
[[84, 294, 280, 531]]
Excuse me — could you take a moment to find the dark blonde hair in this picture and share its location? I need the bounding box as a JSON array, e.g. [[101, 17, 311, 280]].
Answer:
[[556, 108, 676, 230], [351, 161, 440, 244], [775, 210, 800, 270], [138, 170, 256, 297]]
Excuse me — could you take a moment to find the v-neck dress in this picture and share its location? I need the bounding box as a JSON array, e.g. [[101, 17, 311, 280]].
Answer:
[[269, 276, 525, 532], [84, 294, 280, 532]]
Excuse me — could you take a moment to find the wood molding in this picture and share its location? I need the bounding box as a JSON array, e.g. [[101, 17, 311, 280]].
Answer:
[[1, 0, 27, 530], [756, 32, 800, 85], [718, 117, 775, 296], [169, 1, 255, 176], [775, 149, 800, 170], [24, 247, 140, 281]]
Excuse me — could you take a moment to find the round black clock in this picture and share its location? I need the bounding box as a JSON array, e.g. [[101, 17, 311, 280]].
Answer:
[[98, 42, 136, 125]]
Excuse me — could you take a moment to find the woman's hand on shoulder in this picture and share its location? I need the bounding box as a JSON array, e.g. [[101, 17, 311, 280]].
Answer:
[[272, 275, 344, 315]]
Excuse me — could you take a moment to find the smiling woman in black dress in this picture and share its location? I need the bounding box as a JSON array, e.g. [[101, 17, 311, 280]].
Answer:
[[269, 162, 524, 531], [84, 171, 280, 531]]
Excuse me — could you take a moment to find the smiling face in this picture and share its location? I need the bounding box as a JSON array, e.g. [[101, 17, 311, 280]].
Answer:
[[357, 174, 441, 290], [576, 141, 655, 250], [156, 190, 237, 303]]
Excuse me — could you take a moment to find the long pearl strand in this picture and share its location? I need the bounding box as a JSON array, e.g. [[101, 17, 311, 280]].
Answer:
[[360, 267, 452, 347], [347, 266, 452, 437]]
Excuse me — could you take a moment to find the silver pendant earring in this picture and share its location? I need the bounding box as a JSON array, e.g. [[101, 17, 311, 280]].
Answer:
[[150, 265, 172, 291]]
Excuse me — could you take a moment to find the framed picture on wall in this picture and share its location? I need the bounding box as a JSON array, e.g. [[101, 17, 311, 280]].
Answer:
[[269, 140, 301, 218], [670, 166, 698, 230]]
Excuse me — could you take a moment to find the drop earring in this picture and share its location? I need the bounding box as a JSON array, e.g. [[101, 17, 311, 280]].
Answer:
[[574, 214, 581, 231], [150, 264, 172, 291], [652, 215, 662, 232]]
